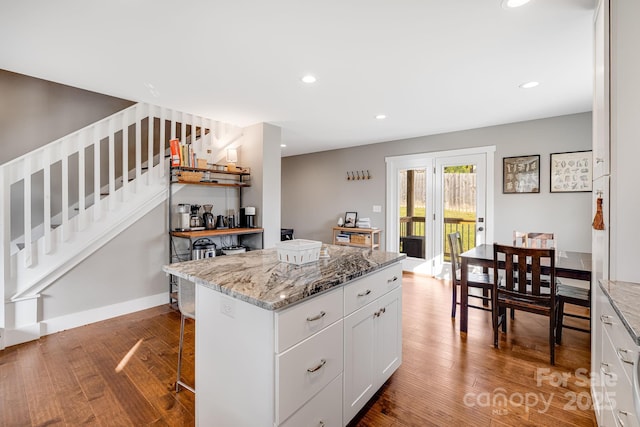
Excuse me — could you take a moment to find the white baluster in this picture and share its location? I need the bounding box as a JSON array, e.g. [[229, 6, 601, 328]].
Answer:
[[171, 109, 177, 140], [159, 107, 166, 177], [77, 130, 86, 231], [122, 109, 129, 202], [43, 146, 53, 253], [135, 104, 142, 192], [147, 104, 155, 184], [24, 156, 33, 266], [93, 123, 102, 221], [108, 118, 116, 210], [0, 163, 10, 287], [61, 138, 70, 241]]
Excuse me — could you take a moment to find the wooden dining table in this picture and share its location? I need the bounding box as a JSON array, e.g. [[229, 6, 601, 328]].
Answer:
[[459, 243, 592, 334]]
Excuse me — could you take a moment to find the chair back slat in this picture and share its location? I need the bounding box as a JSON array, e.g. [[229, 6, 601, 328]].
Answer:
[[448, 232, 463, 284], [513, 231, 555, 249], [493, 243, 556, 300]]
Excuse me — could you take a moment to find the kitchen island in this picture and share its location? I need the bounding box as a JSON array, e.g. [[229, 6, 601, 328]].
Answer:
[[163, 244, 405, 426]]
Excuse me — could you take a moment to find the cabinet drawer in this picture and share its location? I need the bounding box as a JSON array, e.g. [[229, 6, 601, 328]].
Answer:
[[276, 287, 343, 353], [600, 327, 639, 427], [276, 320, 344, 425], [599, 299, 638, 385], [280, 373, 343, 427], [344, 263, 402, 316]]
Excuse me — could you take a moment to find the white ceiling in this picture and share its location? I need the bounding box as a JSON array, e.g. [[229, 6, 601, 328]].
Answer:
[[0, 0, 596, 157]]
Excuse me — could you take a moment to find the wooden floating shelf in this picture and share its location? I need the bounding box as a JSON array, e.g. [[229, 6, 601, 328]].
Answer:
[[175, 180, 250, 188], [171, 227, 264, 239]]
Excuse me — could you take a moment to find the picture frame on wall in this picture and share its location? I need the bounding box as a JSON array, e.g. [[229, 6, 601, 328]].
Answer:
[[550, 150, 593, 193], [344, 211, 358, 228], [503, 155, 540, 194]]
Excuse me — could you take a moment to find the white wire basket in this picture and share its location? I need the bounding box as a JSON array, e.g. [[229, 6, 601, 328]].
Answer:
[[275, 239, 322, 265]]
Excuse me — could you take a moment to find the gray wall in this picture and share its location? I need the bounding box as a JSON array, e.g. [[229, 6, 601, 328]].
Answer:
[[0, 69, 134, 164], [41, 203, 167, 320], [282, 112, 592, 253]]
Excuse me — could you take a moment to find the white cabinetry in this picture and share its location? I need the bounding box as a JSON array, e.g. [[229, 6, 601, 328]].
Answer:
[[594, 283, 640, 427], [343, 263, 402, 423], [343, 286, 402, 423], [194, 262, 402, 426], [592, 0, 640, 417]]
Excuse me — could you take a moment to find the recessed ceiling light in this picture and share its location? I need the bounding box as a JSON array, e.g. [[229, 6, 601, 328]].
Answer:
[[280, 144, 287, 148], [519, 81, 539, 89], [375, 114, 387, 120], [502, 0, 531, 8], [301, 75, 316, 84]]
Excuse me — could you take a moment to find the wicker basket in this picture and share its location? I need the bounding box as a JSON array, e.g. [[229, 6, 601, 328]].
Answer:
[[350, 234, 371, 245], [177, 171, 204, 183]]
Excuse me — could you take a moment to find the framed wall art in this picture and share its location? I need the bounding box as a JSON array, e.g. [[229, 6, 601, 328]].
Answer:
[[503, 155, 540, 194], [550, 150, 592, 193], [344, 211, 358, 227]]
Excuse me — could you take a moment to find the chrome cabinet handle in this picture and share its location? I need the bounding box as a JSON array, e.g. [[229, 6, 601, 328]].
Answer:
[[600, 314, 614, 325], [306, 311, 326, 322], [617, 348, 635, 365], [357, 289, 372, 297], [600, 362, 614, 378], [373, 307, 387, 318], [616, 410, 628, 427], [388, 276, 398, 283], [307, 359, 326, 373]]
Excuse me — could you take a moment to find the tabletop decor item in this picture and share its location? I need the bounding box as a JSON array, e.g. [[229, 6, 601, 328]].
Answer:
[[503, 155, 540, 193], [344, 211, 358, 227], [550, 150, 592, 193]]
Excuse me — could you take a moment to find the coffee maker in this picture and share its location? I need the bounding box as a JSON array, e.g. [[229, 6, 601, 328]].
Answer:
[[176, 204, 190, 231], [240, 206, 256, 228]]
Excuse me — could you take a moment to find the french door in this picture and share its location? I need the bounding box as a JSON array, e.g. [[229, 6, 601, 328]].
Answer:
[[386, 147, 494, 276]]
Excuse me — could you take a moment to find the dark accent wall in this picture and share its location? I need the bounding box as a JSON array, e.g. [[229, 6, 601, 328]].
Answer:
[[0, 69, 134, 164]]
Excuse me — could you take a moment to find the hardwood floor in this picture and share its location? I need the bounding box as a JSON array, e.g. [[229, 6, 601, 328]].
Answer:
[[0, 273, 595, 426]]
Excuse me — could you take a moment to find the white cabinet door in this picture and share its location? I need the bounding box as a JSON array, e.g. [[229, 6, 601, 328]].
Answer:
[[343, 286, 403, 424], [376, 287, 402, 383], [343, 299, 377, 423]]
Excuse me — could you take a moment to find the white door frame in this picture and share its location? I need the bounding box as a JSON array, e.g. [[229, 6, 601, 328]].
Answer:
[[385, 146, 495, 275]]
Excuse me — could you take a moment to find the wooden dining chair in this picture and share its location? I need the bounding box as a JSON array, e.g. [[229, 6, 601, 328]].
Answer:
[[513, 231, 555, 249], [556, 281, 590, 344], [492, 243, 559, 365], [448, 232, 493, 318]]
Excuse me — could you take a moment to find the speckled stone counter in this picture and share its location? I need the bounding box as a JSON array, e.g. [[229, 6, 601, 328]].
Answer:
[[599, 279, 640, 345], [163, 244, 406, 310]]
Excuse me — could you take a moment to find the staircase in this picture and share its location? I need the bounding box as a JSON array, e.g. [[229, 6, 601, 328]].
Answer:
[[0, 103, 241, 348]]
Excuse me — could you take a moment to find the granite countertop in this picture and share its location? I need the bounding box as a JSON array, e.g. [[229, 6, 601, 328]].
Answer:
[[163, 245, 406, 311], [599, 279, 640, 345]]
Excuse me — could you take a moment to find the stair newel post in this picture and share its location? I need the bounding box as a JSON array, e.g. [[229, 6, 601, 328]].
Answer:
[[43, 145, 53, 253], [147, 104, 155, 186], [134, 104, 142, 194], [77, 130, 87, 232], [108, 118, 116, 210], [121, 109, 129, 202]]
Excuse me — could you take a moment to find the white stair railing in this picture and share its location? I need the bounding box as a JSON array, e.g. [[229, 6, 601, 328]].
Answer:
[[0, 103, 240, 302]]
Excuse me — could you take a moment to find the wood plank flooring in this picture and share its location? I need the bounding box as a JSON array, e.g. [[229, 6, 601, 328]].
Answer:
[[0, 274, 595, 426]]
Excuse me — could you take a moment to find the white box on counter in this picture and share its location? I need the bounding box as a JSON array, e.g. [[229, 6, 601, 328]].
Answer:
[[275, 239, 322, 265]]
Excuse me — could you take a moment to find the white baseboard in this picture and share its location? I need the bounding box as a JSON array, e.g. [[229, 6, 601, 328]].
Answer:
[[4, 292, 168, 348]]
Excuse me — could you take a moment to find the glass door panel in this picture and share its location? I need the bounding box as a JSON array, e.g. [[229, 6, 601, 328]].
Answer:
[[435, 153, 486, 276], [398, 168, 426, 260]]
